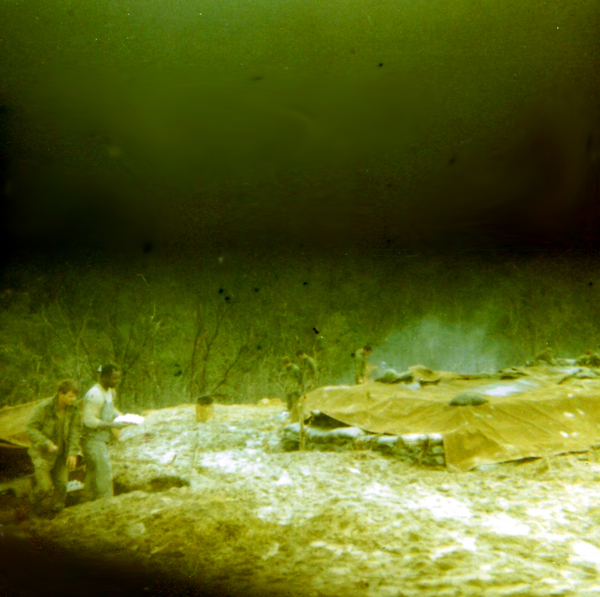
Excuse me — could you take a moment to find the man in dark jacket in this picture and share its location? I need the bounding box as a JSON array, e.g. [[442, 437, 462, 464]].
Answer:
[[27, 379, 81, 517]]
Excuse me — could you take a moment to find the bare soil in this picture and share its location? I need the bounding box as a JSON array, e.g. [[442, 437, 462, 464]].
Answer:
[[18, 402, 600, 597]]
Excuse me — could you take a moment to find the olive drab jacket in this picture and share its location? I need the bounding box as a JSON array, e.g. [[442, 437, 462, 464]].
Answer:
[[280, 364, 303, 395], [27, 395, 81, 462]]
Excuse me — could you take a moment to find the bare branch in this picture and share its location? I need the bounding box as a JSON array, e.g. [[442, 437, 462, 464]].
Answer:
[[41, 305, 71, 352], [210, 341, 258, 395], [189, 297, 208, 399]]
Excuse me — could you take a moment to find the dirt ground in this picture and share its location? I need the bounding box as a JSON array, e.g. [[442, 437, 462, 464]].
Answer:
[[16, 402, 600, 597]]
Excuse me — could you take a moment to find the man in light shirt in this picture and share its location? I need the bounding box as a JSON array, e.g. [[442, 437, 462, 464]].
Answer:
[[81, 364, 126, 502]]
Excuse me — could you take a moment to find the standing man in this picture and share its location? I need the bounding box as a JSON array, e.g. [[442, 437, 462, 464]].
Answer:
[[27, 379, 81, 517], [530, 347, 556, 366], [353, 344, 373, 384], [296, 349, 318, 394], [81, 364, 126, 502], [280, 357, 303, 413]]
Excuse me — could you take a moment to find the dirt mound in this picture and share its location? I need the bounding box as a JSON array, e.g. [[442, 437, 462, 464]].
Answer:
[[8, 402, 600, 596]]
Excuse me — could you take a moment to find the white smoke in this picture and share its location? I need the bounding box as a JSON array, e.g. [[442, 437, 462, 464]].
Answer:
[[375, 316, 513, 374]]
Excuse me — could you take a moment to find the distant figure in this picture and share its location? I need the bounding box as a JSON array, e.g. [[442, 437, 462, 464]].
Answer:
[[81, 364, 127, 502], [575, 350, 600, 368], [296, 349, 318, 394], [280, 357, 303, 412], [353, 344, 373, 384], [26, 380, 81, 517], [530, 347, 556, 366]]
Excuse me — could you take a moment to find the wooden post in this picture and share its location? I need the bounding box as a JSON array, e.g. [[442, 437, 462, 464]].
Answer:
[[299, 395, 306, 451]]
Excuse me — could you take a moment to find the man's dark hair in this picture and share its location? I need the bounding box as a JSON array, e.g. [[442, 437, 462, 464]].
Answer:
[[363, 345, 373, 353], [57, 379, 79, 395], [99, 364, 119, 379]]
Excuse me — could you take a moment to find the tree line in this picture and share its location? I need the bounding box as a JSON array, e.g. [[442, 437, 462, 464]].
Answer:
[[0, 249, 598, 410]]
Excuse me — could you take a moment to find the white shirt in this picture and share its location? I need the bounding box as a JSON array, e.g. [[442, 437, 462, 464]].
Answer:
[[82, 383, 120, 429]]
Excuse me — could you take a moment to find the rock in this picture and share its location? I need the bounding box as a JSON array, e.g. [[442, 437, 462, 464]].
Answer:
[[126, 522, 147, 538], [575, 353, 600, 368], [375, 370, 413, 384], [448, 393, 489, 407], [498, 368, 528, 380]]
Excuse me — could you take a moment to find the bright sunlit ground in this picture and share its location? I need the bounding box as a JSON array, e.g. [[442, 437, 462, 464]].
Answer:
[[22, 402, 600, 597]]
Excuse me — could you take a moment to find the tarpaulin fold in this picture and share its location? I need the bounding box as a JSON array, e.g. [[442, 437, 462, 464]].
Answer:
[[303, 367, 600, 470]]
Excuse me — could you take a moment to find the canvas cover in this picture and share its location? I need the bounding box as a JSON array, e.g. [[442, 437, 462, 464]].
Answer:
[[0, 399, 42, 448], [303, 366, 600, 471], [0, 400, 42, 480]]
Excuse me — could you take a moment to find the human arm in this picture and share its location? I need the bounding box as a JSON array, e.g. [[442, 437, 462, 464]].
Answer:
[[109, 389, 126, 425], [66, 409, 82, 457], [26, 401, 54, 451], [366, 362, 378, 375], [82, 390, 121, 429], [293, 366, 304, 391], [306, 357, 318, 389]]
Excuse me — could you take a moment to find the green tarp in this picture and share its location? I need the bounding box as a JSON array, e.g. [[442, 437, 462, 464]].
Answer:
[[303, 366, 600, 471]]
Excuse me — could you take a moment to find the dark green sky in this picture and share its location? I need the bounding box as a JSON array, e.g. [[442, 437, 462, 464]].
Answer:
[[0, 0, 599, 261]]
